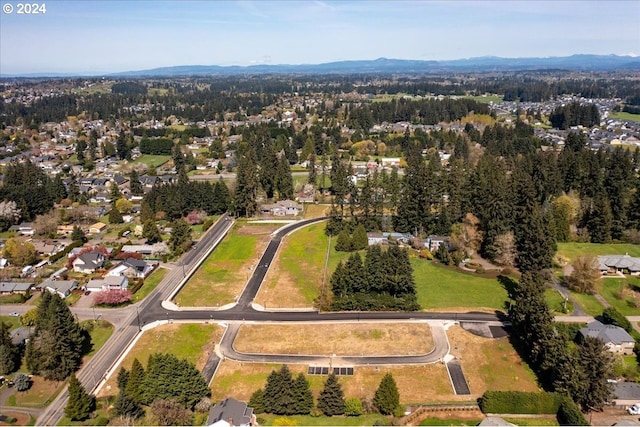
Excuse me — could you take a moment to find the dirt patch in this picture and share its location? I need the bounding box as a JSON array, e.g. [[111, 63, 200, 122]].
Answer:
[[590, 407, 640, 426], [236, 225, 279, 236], [257, 253, 311, 308], [233, 323, 434, 356]]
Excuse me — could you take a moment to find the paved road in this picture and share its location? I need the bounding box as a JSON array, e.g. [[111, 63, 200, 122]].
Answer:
[[34, 214, 498, 425]]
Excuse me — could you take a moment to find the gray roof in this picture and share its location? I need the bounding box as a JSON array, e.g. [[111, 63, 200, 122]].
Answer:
[[43, 279, 78, 294], [598, 255, 640, 272], [614, 382, 640, 400], [580, 320, 635, 345], [0, 282, 34, 292], [207, 397, 253, 426]]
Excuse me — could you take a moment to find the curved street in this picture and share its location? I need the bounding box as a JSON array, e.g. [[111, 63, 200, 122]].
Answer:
[[34, 215, 501, 425]]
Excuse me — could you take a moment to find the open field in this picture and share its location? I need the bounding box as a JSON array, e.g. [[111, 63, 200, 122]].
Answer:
[[233, 323, 434, 356], [413, 260, 508, 311], [259, 414, 390, 426], [257, 222, 350, 308], [556, 242, 640, 262], [460, 95, 504, 103], [610, 111, 640, 123], [129, 154, 171, 168], [568, 290, 604, 316], [176, 223, 277, 307], [303, 203, 329, 219], [97, 323, 223, 398], [213, 326, 537, 405], [600, 278, 640, 316]]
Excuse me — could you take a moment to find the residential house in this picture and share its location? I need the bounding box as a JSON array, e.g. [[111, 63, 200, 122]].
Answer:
[[612, 382, 640, 407], [8, 222, 35, 236], [57, 225, 75, 236], [367, 232, 388, 246], [426, 235, 449, 253], [598, 254, 640, 276], [579, 320, 635, 355], [121, 243, 169, 258], [43, 278, 78, 299], [260, 200, 303, 216], [86, 276, 128, 292], [0, 281, 34, 295], [107, 258, 157, 279], [72, 251, 106, 273], [89, 222, 107, 234], [207, 397, 256, 427]]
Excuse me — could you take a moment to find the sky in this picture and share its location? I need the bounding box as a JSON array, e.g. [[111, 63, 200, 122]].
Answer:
[[1, 0, 639, 75]]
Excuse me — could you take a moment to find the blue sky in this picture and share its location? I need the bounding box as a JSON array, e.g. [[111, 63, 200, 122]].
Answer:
[[1, 0, 639, 74]]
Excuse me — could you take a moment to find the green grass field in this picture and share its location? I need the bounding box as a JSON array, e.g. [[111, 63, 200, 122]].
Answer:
[[545, 288, 573, 315], [556, 242, 640, 262], [130, 154, 171, 168], [132, 268, 168, 303], [412, 260, 508, 311], [419, 418, 482, 426], [270, 222, 350, 304], [84, 320, 114, 358], [0, 315, 22, 329], [503, 417, 558, 426], [568, 290, 604, 316], [600, 278, 640, 316], [175, 226, 258, 306], [610, 111, 640, 123], [460, 94, 504, 103]]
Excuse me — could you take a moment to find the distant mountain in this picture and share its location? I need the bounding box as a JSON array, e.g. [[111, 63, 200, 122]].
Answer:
[[4, 55, 639, 78]]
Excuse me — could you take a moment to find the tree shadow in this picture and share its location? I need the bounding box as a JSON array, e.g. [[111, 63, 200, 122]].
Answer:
[[497, 274, 519, 300]]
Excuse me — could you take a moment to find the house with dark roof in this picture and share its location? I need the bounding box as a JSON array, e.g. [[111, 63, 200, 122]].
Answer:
[[613, 382, 640, 407], [207, 397, 255, 427], [0, 281, 34, 295], [86, 276, 128, 292], [107, 258, 157, 279], [42, 278, 78, 299], [580, 320, 635, 355], [72, 251, 106, 273]]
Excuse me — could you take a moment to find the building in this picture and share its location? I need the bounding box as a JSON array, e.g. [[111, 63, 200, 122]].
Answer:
[[107, 258, 157, 279], [43, 279, 78, 299], [0, 281, 34, 295], [426, 235, 449, 253], [260, 200, 304, 217], [598, 254, 640, 276], [88, 222, 107, 234], [72, 251, 106, 273], [367, 232, 388, 246], [612, 382, 640, 407], [207, 397, 256, 427], [579, 320, 635, 355], [86, 276, 129, 292]]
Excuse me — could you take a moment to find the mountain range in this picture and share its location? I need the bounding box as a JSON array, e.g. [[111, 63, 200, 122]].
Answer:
[[6, 55, 640, 78]]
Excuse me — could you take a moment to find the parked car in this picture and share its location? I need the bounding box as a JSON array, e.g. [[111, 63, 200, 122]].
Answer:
[[628, 403, 640, 415], [9, 312, 19, 317], [84, 290, 91, 296]]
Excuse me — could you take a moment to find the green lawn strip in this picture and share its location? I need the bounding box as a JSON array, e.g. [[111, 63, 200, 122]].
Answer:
[[419, 417, 482, 426], [175, 229, 257, 306], [275, 222, 350, 304], [413, 260, 508, 311], [132, 267, 168, 303], [503, 417, 558, 426], [459, 94, 504, 103], [0, 315, 22, 329], [9, 376, 65, 407], [259, 413, 389, 426], [556, 242, 640, 262], [600, 278, 640, 316], [545, 288, 573, 315], [83, 320, 114, 358], [568, 290, 604, 316], [130, 154, 171, 168]]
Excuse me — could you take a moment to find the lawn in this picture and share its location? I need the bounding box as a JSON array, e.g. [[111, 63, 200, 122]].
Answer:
[[503, 417, 558, 426], [599, 278, 640, 316], [83, 319, 114, 359], [259, 414, 389, 426], [412, 260, 508, 311], [460, 94, 504, 103], [419, 417, 482, 426], [556, 242, 640, 262], [303, 203, 330, 219], [130, 154, 171, 168], [258, 221, 351, 308], [568, 290, 604, 316], [0, 315, 22, 329], [97, 323, 223, 398], [545, 288, 573, 315], [7, 376, 63, 407], [610, 111, 640, 123], [132, 267, 167, 303], [175, 223, 273, 307]]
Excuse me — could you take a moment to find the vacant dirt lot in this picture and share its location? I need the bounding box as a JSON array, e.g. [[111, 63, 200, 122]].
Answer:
[[233, 322, 434, 356]]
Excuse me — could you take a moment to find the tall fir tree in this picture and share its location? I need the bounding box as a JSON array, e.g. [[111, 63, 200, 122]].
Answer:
[[275, 155, 294, 200], [125, 358, 145, 404], [373, 373, 400, 415], [317, 373, 345, 416], [234, 148, 258, 217], [0, 321, 19, 374], [292, 373, 313, 415], [65, 374, 95, 421]]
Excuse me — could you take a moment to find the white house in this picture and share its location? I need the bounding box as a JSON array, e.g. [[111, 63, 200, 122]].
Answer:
[[43, 279, 78, 299], [86, 276, 129, 292], [72, 251, 106, 273], [107, 258, 157, 279]]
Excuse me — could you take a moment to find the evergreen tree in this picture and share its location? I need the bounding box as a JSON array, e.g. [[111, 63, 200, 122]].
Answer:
[[335, 229, 352, 252], [275, 155, 294, 200], [129, 170, 144, 196], [65, 374, 95, 421], [317, 373, 345, 416], [292, 373, 313, 415], [260, 143, 278, 199], [71, 225, 87, 243], [330, 261, 347, 299], [113, 391, 144, 419], [374, 373, 400, 415], [574, 336, 614, 411], [51, 174, 68, 202], [249, 388, 265, 414], [109, 207, 124, 224], [126, 358, 145, 404], [211, 179, 231, 214], [307, 152, 317, 185], [116, 366, 130, 391], [586, 194, 613, 243], [350, 224, 368, 251], [435, 242, 452, 265], [25, 291, 85, 381], [142, 220, 162, 244], [169, 219, 192, 251], [0, 321, 19, 375], [234, 148, 258, 217]]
